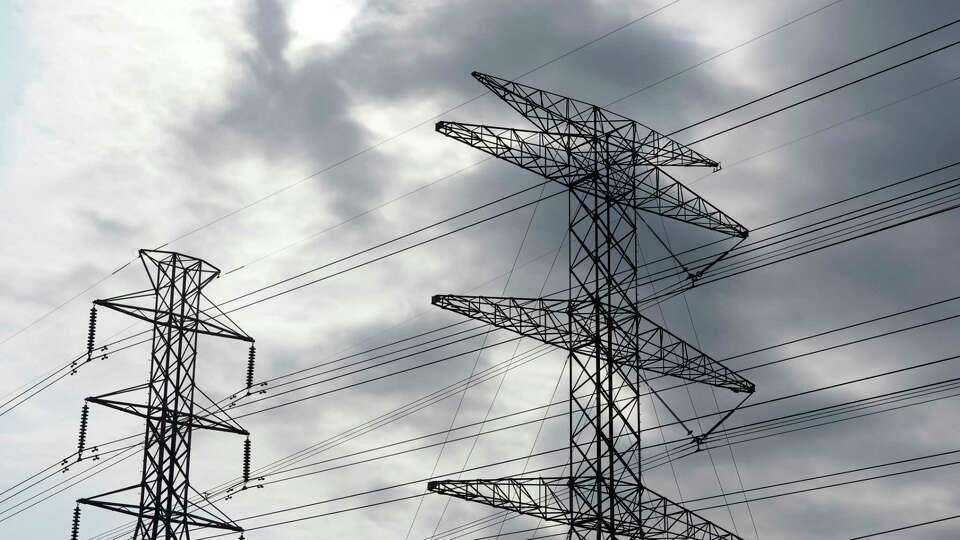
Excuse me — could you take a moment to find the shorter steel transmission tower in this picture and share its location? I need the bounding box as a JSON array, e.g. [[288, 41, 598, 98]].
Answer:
[[73, 249, 255, 540]]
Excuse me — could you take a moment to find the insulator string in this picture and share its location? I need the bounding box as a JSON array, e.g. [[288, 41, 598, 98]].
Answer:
[[246, 345, 256, 392], [86, 307, 97, 363], [69, 504, 80, 540], [242, 438, 252, 487], [76, 403, 89, 463]]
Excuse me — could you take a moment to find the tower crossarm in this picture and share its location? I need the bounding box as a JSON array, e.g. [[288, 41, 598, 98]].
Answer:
[[431, 294, 579, 349], [432, 294, 753, 393], [436, 121, 597, 186], [435, 121, 748, 238], [427, 477, 577, 528], [427, 476, 741, 539], [93, 298, 253, 342], [472, 71, 720, 169], [626, 310, 754, 393], [86, 394, 248, 435], [636, 483, 742, 540], [78, 485, 243, 533]]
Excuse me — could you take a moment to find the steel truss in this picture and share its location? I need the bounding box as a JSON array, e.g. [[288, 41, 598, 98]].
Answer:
[[77, 250, 253, 540], [427, 72, 755, 539]]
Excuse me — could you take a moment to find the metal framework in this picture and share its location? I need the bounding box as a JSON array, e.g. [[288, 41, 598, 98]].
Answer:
[[77, 250, 253, 540], [426, 72, 755, 539]]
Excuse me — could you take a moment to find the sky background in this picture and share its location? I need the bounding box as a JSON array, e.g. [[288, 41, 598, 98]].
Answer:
[[2, 0, 960, 538]]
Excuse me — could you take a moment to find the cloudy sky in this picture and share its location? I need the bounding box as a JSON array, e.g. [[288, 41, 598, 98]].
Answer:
[[2, 0, 960, 538]]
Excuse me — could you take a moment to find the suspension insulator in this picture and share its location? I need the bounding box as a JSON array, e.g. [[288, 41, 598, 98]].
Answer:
[[86, 307, 98, 362], [69, 504, 81, 540], [242, 437, 252, 486], [77, 403, 89, 462], [245, 345, 256, 391]]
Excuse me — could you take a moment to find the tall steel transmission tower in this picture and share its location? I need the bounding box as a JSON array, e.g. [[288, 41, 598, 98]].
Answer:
[[75, 250, 254, 540], [426, 73, 756, 539]]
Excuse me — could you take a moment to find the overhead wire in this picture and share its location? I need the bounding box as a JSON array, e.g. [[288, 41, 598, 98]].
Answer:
[[9, 222, 960, 526], [0, 0, 686, 350], [848, 513, 960, 539], [9, 194, 960, 524], [0, 0, 855, 381], [685, 36, 960, 145], [77, 304, 960, 532], [667, 16, 960, 136], [65, 367, 960, 540], [192, 395, 960, 539], [423, 183, 561, 538], [7, 8, 960, 532], [6, 10, 956, 424], [74, 331, 960, 538]]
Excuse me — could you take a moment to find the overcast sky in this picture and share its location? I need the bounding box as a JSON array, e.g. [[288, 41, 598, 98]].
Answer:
[[3, 1, 960, 539]]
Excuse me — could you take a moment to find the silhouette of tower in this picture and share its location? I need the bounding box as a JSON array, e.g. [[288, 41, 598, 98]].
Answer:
[[427, 73, 755, 539], [77, 249, 253, 539]]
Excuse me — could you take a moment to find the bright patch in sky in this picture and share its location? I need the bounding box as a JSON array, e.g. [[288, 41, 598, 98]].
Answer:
[[286, 0, 363, 64]]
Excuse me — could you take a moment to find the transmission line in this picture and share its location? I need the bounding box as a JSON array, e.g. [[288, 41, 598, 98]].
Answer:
[[11, 37, 960, 536], [8, 242, 960, 525], [8, 25, 956, 422], [190, 416, 960, 540], [72, 346, 960, 538], [686, 36, 960, 144], [668, 16, 960, 136], [0, 0, 684, 350], [10, 259, 957, 511], [849, 513, 960, 539], [61, 373, 960, 540], [0, 0, 852, 367]]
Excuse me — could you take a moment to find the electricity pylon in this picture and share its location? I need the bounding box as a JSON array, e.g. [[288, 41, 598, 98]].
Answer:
[[426, 73, 755, 539], [76, 249, 254, 540]]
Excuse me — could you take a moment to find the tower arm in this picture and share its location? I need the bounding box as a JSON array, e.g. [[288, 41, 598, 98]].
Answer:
[[94, 298, 253, 342], [428, 476, 742, 539], [472, 71, 720, 168], [433, 294, 753, 393], [436, 121, 748, 238]]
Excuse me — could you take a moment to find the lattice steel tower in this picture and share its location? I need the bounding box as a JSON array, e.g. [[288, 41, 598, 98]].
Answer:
[[76, 249, 254, 539], [426, 73, 756, 539]]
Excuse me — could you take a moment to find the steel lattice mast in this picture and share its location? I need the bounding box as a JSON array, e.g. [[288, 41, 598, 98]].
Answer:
[[426, 73, 755, 539], [76, 250, 254, 539]]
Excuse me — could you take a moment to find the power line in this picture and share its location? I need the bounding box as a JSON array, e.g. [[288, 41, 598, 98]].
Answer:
[[691, 457, 960, 512], [0, 0, 684, 351], [668, 16, 960, 136], [7, 173, 952, 510], [848, 513, 960, 539], [11, 48, 960, 536], [684, 447, 960, 505], [535, 161, 960, 301], [74, 320, 960, 537], [59, 364, 960, 539], [414, 182, 558, 539], [687, 72, 960, 188], [0, 0, 850, 370], [189, 405, 960, 540], [9, 229, 960, 524], [686, 37, 960, 144], [9, 29, 955, 423], [71, 322, 960, 532], [604, 0, 848, 108]]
